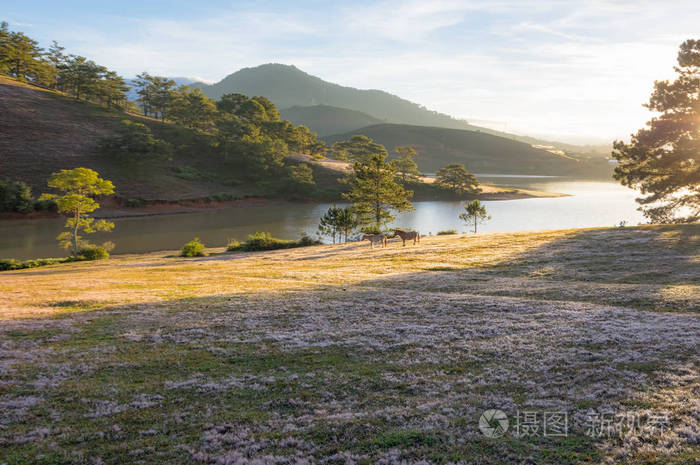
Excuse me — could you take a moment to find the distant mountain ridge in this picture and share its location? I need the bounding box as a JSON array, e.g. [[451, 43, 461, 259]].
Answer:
[[193, 64, 607, 154], [324, 124, 612, 178], [280, 105, 385, 137], [194, 64, 476, 130]]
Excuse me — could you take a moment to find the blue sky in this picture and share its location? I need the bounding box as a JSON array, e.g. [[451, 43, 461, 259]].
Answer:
[[5, 0, 700, 143]]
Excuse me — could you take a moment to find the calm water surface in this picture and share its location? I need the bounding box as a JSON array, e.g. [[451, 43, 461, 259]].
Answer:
[[0, 180, 644, 260]]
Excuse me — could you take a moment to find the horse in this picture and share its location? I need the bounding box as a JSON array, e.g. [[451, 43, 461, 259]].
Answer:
[[393, 229, 420, 246], [361, 233, 387, 249]]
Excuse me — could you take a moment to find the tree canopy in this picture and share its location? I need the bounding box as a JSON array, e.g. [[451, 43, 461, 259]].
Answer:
[[0, 22, 128, 107], [459, 199, 490, 234], [40, 168, 115, 256], [435, 164, 481, 196], [331, 135, 387, 162], [343, 152, 413, 229], [612, 39, 700, 223], [393, 146, 422, 184]]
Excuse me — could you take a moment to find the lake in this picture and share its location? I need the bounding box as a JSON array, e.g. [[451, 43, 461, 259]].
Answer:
[[0, 179, 645, 260]]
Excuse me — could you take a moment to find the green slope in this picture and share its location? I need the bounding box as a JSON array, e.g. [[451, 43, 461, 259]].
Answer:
[[324, 123, 613, 177], [280, 105, 385, 137], [0, 76, 341, 202]]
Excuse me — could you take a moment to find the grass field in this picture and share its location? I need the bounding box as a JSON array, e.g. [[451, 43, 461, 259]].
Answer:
[[0, 225, 698, 464]]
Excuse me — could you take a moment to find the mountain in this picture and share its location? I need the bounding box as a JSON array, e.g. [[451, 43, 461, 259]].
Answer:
[[280, 105, 385, 137], [195, 64, 608, 155], [324, 124, 613, 178], [194, 64, 480, 130]]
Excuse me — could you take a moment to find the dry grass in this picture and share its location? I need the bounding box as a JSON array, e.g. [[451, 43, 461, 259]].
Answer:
[[0, 225, 698, 464]]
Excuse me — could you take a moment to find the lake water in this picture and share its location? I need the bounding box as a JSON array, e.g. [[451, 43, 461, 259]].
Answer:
[[0, 179, 645, 260]]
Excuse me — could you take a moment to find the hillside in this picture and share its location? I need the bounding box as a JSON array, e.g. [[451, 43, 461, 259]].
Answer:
[[280, 104, 384, 136], [1, 225, 698, 464], [325, 123, 613, 177], [0, 76, 341, 202], [194, 64, 472, 130], [194, 64, 608, 154]]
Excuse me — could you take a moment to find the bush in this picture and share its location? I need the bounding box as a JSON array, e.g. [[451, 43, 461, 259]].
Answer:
[[437, 229, 457, 235], [226, 239, 242, 251], [77, 244, 111, 261], [0, 180, 35, 212], [0, 257, 73, 271], [181, 237, 206, 257], [33, 198, 57, 212], [228, 232, 320, 252], [100, 119, 172, 162]]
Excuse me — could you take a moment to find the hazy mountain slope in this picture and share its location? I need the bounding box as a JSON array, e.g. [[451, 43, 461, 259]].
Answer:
[[280, 105, 384, 137], [195, 64, 609, 154], [325, 124, 612, 177], [195, 64, 478, 130]]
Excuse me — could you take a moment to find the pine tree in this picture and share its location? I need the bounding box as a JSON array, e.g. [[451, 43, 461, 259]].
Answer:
[[612, 39, 700, 223], [343, 153, 413, 230]]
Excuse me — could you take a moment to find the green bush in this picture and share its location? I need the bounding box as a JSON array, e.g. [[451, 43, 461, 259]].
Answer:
[[0, 180, 35, 212], [226, 239, 242, 251], [100, 119, 172, 162], [437, 229, 457, 235], [33, 198, 57, 212], [77, 244, 110, 261], [181, 237, 206, 257], [229, 232, 320, 252], [0, 257, 73, 271]]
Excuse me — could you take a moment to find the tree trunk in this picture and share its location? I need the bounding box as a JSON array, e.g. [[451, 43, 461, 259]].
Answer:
[[72, 210, 80, 257]]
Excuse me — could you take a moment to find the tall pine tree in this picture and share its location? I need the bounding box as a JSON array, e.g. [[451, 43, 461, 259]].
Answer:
[[613, 39, 700, 223]]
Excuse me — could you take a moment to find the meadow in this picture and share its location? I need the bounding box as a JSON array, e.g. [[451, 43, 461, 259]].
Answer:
[[0, 225, 698, 464]]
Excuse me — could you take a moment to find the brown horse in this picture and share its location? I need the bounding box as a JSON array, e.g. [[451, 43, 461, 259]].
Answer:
[[361, 233, 387, 248], [393, 229, 420, 246]]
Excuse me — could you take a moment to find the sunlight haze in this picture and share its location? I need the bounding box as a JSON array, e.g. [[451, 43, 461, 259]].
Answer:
[[5, 0, 699, 144]]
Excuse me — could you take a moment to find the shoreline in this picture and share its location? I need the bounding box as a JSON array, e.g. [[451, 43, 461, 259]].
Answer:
[[0, 187, 568, 222]]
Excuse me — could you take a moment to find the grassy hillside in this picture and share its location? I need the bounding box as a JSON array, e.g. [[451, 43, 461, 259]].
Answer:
[[325, 123, 613, 177], [1, 225, 698, 464], [280, 104, 384, 137], [0, 76, 342, 202]]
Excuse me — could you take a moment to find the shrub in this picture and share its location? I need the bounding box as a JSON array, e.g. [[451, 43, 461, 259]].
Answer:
[[229, 232, 320, 252], [0, 258, 20, 271], [77, 242, 113, 261], [0, 180, 35, 212], [0, 257, 73, 271], [33, 198, 57, 212], [181, 237, 206, 257], [437, 229, 457, 235], [100, 120, 172, 162], [243, 232, 295, 251]]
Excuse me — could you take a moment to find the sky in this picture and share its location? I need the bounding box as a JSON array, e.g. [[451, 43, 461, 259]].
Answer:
[[5, 0, 700, 144]]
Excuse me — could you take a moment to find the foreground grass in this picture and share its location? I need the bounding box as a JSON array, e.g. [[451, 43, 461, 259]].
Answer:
[[0, 225, 698, 464]]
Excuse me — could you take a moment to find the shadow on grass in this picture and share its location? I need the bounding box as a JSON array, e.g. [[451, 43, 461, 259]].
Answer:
[[0, 225, 697, 464]]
